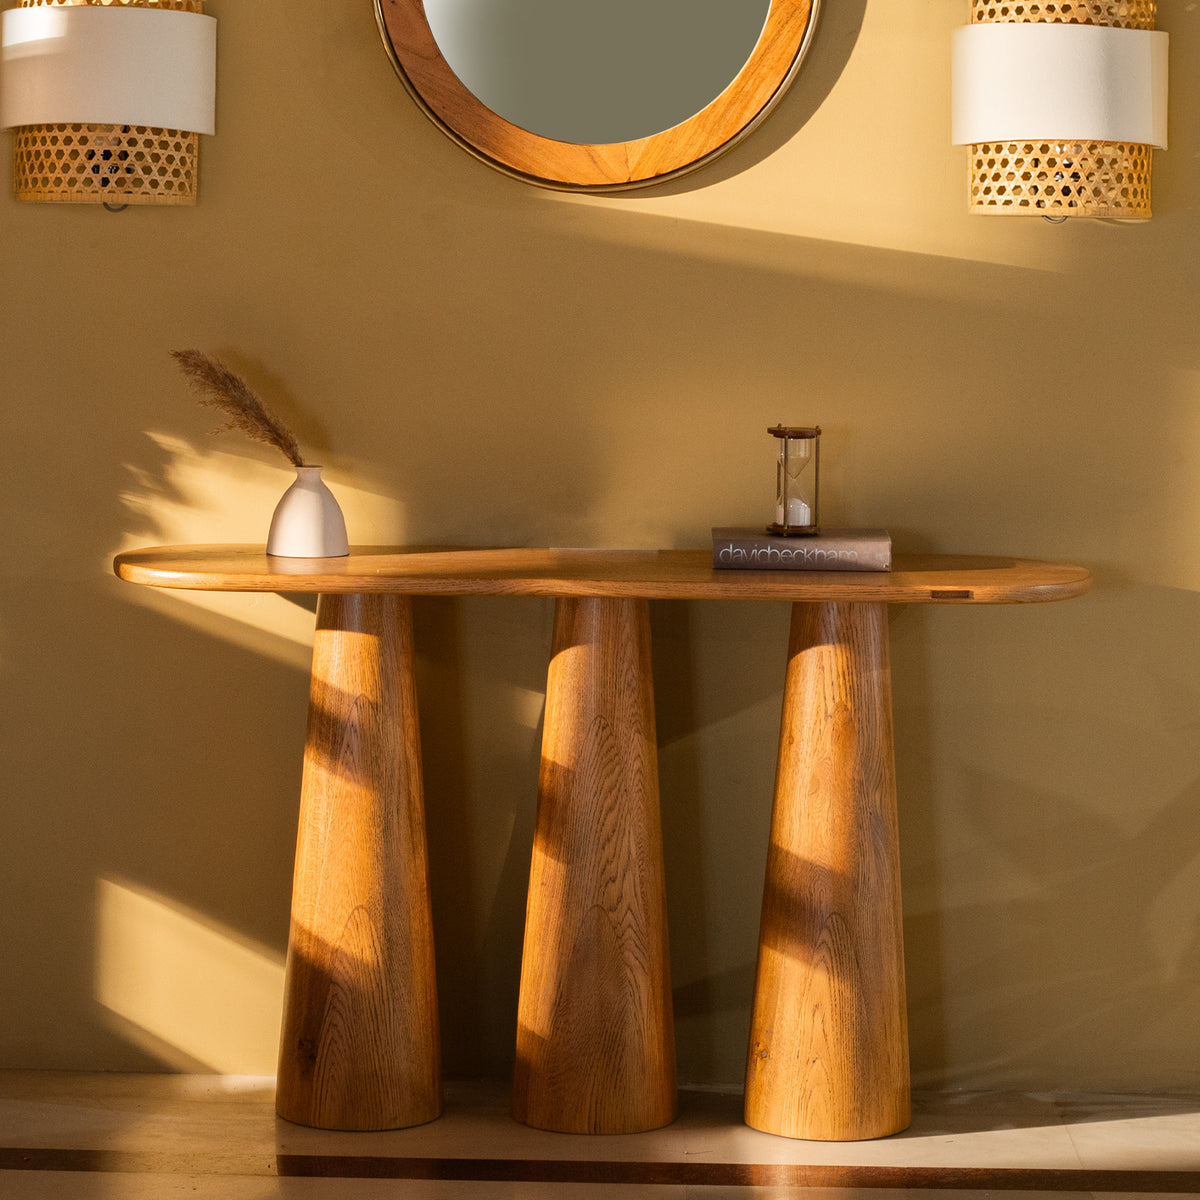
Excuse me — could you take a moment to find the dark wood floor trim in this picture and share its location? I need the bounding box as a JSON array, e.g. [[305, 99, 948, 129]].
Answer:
[[1, 1149, 1198, 1191], [274, 1160, 1200, 1190]]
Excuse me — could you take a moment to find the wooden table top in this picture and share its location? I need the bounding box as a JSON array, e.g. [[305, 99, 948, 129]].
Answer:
[[113, 546, 1091, 605]]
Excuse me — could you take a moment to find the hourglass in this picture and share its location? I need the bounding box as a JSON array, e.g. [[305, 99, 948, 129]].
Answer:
[[767, 425, 820, 536]]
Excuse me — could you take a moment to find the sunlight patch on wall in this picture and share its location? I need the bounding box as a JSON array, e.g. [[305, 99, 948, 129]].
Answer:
[[95, 876, 284, 1075], [536, 198, 1061, 293], [492, 680, 545, 731], [123, 431, 405, 546], [534, 7, 1075, 276]]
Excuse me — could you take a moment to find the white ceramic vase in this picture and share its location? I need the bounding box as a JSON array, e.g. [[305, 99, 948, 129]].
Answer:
[[266, 465, 349, 558]]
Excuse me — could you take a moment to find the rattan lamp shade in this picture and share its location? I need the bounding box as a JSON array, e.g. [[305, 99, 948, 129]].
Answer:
[[0, 0, 216, 206], [952, 1, 1168, 218]]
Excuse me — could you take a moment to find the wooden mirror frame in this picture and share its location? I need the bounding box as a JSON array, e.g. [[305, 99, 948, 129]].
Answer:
[[374, 0, 821, 192]]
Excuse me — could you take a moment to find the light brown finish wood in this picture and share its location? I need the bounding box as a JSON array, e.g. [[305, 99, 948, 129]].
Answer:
[[373, 0, 819, 191], [115, 544, 1089, 1138], [745, 601, 909, 1140], [113, 546, 1092, 605], [512, 598, 677, 1133], [276, 594, 441, 1131]]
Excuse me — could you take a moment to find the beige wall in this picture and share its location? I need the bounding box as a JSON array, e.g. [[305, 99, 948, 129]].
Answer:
[[2, 0, 1199, 1092]]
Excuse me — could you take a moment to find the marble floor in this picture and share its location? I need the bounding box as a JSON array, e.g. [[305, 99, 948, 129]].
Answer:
[[0, 1073, 1197, 1198]]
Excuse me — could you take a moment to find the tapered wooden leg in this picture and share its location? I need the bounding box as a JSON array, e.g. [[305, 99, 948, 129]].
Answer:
[[276, 593, 441, 1131], [512, 597, 677, 1134], [744, 601, 909, 1141]]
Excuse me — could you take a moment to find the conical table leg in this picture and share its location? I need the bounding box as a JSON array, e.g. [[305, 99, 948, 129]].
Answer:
[[513, 597, 677, 1134], [745, 600, 910, 1141], [276, 593, 441, 1131]]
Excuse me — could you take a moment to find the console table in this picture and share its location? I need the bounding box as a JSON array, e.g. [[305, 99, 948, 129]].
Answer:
[[113, 546, 1090, 1140]]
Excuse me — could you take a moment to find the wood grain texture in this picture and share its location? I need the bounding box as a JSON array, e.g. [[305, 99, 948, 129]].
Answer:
[[113, 546, 1092, 605], [512, 598, 677, 1133], [744, 601, 909, 1141], [276, 594, 441, 1131], [374, 0, 818, 190]]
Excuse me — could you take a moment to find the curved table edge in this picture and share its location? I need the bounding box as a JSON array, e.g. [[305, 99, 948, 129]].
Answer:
[[113, 546, 1092, 605]]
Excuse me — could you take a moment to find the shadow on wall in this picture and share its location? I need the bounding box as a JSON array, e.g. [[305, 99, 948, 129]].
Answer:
[[412, 594, 550, 1080], [640, 0, 868, 195], [898, 587, 1200, 1092]]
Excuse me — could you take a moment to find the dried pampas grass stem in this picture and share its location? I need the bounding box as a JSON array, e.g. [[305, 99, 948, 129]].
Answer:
[[171, 349, 305, 467]]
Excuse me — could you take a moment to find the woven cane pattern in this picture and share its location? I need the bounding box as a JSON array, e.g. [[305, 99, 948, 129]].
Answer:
[[967, 0, 1156, 216], [13, 126, 199, 204], [20, 0, 201, 10], [970, 1, 1156, 26], [11, 0, 205, 206], [969, 141, 1152, 215]]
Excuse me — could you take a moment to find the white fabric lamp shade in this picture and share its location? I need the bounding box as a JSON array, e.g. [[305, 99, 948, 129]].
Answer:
[[0, 5, 216, 133], [952, 23, 1168, 149]]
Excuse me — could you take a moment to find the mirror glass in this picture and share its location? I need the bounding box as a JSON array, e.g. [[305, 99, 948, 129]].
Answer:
[[423, 0, 773, 145]]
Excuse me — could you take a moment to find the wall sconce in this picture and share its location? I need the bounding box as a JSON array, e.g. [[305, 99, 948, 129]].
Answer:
[[768, 426, 820, 537], [951, 2, 1168, 219], [0, 0, 216, 206]]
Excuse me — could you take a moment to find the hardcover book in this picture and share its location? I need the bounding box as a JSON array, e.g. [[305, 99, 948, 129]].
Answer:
[[712, 527, 892, 572]]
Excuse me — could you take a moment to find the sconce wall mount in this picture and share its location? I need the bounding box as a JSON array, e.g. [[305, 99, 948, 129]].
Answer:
[[951, 1, 1168, 219], [0, 0, 217, 206]]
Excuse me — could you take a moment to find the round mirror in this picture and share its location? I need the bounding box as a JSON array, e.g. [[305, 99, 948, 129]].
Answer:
[[423, 0, 772, 146], [375, 0, 821, 191]]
